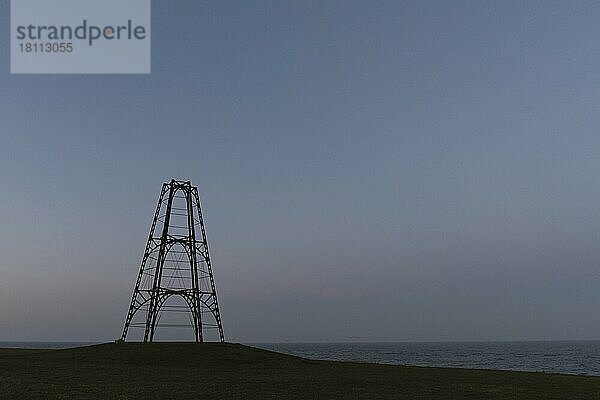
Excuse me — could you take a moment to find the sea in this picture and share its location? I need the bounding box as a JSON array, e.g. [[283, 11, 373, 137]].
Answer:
[[2, 341, 600, 376]]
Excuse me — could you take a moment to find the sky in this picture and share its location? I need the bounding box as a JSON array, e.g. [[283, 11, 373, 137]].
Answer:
[[2, 0, 600, 342]]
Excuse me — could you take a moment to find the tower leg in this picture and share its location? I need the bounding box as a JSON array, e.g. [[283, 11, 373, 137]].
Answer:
[[121, 184, 167, 341]]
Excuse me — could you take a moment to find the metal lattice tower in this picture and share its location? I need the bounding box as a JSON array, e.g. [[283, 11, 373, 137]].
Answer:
[[121, 179, 224, 342]]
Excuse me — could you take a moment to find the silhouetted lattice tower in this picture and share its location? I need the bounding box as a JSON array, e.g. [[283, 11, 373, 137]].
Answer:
[[121, 179, 224, 342]]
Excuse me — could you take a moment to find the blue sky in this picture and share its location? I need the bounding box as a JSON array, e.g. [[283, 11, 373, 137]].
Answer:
[[2, 1, 600, 342]]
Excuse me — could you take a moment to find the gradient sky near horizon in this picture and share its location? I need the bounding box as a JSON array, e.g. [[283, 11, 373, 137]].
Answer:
[[2, 0, 600, 342]]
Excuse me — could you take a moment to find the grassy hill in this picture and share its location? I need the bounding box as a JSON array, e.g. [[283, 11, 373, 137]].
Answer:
[[1, 342, 600, 399]]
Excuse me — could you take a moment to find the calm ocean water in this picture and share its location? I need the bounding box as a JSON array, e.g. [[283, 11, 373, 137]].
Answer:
[[251, 341, 600, 376], [0, 342, 98, 349], [2, 341, 600, 376]]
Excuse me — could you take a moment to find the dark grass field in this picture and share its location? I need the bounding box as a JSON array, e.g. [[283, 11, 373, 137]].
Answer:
[[1, 343, 600, 399]]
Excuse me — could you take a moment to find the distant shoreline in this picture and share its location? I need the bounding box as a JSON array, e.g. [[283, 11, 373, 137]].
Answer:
[[1, 343, 600, 399], [2, 340, 600, 376]]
